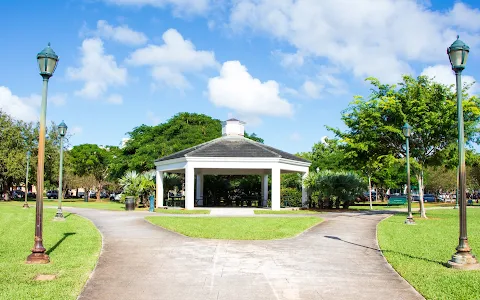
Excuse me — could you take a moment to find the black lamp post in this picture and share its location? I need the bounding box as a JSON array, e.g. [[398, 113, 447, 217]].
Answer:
[[402, 123, 415, 225], [446, 36, 479, 270]]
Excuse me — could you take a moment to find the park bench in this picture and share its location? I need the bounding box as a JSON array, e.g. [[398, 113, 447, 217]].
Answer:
[[388, 195, 407, 206]]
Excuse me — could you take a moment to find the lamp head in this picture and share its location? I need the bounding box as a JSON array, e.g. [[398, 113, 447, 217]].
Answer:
[[448, 35, 469, 71], [58, 120, 68, 137], [402, 123, 412, 138], [37, 43, 59, 78]]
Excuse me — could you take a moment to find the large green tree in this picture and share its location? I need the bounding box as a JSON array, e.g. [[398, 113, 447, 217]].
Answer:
[[69, 144, 111, 201], [114, 112, 264, 178], [332, 75, 480, 217]]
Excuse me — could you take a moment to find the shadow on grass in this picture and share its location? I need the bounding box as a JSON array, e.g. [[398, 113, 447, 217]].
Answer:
[[64, 213, 72, 219], [46, 232, 76, 255], [324, 235, 446, 266]]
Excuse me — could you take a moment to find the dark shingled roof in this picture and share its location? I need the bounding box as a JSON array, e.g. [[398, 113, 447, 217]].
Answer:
[[155, 137, 310, 163]]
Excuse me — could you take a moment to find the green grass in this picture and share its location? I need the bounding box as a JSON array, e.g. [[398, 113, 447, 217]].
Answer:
[[377, 209, 480, 300], [145, 216, 322, 240], [157, 209, 210, 214], [0, 203, 102, 300], [254, 209, 321, 214]]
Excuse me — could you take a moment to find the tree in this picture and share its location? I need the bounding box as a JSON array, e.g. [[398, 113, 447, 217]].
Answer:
[[309, 138, 348, 172], [113, 112, 264, 179], [331, 75, 480, 218], [69, 144, 111, 201]]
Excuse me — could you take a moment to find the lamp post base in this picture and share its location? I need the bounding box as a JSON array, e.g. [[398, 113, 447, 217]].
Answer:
[[447, 252, 480, 270], [454, 204, 459, 209], [54, 209, 65, 221], [26, 252, 50, 264], [23, 203, 30, 209], [404, 217, 416, 225]]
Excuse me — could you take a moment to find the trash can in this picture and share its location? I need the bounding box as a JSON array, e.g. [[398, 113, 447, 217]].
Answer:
[[149, 195, 155, 212], [125, 196, 135, 211]]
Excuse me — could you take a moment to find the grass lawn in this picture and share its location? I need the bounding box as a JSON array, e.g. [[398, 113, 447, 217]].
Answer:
[[254, 209, 321, 214], [0, 203, 101, 300], [157, 209, 210, 214], [377, 209, 480, 300], [145, 216, 322, 240]]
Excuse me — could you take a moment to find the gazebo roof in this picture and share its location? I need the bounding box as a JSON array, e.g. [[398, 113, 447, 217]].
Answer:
[[155, 136, 310, 163]]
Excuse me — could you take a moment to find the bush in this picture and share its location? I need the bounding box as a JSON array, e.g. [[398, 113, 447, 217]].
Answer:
[[281, 187, 302, 207]]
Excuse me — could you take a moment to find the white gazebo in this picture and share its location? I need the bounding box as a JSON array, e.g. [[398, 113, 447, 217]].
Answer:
[[154, 119, 311, 210]]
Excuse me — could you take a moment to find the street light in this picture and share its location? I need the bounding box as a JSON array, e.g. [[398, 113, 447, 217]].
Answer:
[[54, 121, 67, 221], [402, 123, 415, 225], [26, 43, 59, 264], [446, 36, 479, 270], [23, 151, 31, 209]]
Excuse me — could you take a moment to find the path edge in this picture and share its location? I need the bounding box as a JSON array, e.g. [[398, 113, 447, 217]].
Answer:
[[375, 214, 425, 299]]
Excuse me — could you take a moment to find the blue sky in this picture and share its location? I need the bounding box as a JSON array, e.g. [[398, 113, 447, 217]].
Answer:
[[2, 0, 480, 155]]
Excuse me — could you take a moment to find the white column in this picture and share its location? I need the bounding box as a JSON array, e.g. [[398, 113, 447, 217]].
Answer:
[[156, 170, 164, 208], [185, 164, 195, 210], [262, 174, 269, 207], [196, 174, 204, 206], [302, 171, 309, 208], [271, 167, 281, 210]]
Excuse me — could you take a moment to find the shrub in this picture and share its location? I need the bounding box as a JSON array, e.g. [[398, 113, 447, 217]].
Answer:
[[281, 187, 302, 207]]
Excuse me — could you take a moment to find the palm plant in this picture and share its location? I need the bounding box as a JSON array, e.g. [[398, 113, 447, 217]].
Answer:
[[303, 170, 366, 209], [120, 171, 156, 206]]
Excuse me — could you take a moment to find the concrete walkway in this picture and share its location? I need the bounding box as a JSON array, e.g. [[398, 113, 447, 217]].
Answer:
[[66, 208, 424, 300]]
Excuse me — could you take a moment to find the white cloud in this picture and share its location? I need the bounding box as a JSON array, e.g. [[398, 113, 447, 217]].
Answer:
[[67, 38, 127, 99], [127, 28, 218, 89], [0, 86, 39, 122], [230, 0, 480, 83], [208, 60, 293, 117], [301, 80, 321, 99], [103, 0, 211, 16], [107, 94, 123, 105], [95, 20, 148, 46], [421, 64, 477, 93], [274, 51, 304, 68], [50, 93, 67, 106]]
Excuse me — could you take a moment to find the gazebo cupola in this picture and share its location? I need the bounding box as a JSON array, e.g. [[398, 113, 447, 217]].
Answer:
[[222, 118, 246, 137]]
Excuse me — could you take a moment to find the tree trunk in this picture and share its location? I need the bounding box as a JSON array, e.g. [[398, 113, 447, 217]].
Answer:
[[368, 176, 373, 209], [417, 171, 427, 218], [97, 183, 101, 202]]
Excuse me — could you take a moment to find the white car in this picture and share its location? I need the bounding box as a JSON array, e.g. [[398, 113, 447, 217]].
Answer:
[[110, 193, 123, 201]]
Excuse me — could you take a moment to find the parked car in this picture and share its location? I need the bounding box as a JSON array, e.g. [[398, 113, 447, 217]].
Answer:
[[27, 192, 36, 198], [77, 191, 85, 198], [89, 191, 97, 198], [12, 190, 25, 199], [412, 194, 436, 202], [46, 190, 58, 199], [110, 193, 123, 201], [100, 192, 108, 199]]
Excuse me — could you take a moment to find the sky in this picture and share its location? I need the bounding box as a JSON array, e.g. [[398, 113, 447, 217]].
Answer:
[[2, 0, 480, 155]]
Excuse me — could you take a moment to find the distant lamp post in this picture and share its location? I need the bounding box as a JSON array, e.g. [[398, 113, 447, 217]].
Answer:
[[26, 43, 59, 264], [54, 121, 68, 221], [446, 36, 479, 270], [23, 151, 31, 209], [402, 123, 415, 225]]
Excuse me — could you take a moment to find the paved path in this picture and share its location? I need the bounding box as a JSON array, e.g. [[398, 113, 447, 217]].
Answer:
[[66, 208, 423, 300]]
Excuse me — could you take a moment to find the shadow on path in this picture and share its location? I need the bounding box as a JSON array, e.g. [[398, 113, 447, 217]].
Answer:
[[46, 232, 76, 255], [324, 235, 444, 266]]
